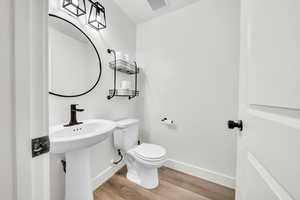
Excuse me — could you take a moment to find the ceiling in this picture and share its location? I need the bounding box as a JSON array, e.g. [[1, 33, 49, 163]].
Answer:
[[112, 0, 201, 24]]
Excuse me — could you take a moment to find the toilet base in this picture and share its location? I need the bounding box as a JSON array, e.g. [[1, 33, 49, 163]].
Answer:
[[127, 166, 159, 189]]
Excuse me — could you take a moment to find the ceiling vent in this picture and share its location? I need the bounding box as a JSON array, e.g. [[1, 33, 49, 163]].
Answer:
[[147, 0, 168, 11]]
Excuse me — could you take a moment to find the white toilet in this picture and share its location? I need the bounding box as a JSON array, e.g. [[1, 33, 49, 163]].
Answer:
[[113, 119, 167, 189]]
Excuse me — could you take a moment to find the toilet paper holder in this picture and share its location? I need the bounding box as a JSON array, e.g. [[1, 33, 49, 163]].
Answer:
[[161, 117, 174, 124]]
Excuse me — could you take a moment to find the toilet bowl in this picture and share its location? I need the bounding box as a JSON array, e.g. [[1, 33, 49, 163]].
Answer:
[[113, 119, 167, 189], [126, 143, 166, 189]]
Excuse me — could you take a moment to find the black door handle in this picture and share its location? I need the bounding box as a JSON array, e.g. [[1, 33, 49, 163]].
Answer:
[[227, 120, 243, 131]]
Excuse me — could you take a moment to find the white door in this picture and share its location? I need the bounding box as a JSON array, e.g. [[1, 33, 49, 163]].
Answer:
[[14, 0, 50, 200], [235, 0, 300, 199]]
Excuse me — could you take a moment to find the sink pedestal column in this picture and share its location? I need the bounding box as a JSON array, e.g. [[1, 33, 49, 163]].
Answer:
[[65, 148, 93, 200]]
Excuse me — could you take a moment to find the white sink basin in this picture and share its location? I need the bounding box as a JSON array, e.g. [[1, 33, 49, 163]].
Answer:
[[49, 119, 116, 200], [50, 119, 116, 153]]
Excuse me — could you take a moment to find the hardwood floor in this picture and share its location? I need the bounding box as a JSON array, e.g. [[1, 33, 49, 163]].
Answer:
[[94, 167, 235, 200]]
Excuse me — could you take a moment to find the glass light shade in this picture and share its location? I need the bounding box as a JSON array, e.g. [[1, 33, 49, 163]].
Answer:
[[63, 0, 86, 16], [88, 1, 106, 30]]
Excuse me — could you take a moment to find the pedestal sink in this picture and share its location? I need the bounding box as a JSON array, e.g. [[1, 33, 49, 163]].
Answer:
[[50, 119, 116, 200]]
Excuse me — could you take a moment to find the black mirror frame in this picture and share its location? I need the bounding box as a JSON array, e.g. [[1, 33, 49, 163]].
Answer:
[[48, 13, 102, 98]]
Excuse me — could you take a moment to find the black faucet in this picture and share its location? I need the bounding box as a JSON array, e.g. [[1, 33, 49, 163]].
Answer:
[[64, 104, 85, 127]]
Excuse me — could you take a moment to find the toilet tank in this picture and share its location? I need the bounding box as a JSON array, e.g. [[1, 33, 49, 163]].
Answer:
[[113, 119, 139, 151]]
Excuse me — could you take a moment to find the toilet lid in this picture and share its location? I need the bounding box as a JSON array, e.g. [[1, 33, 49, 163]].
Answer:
[[134, 143, 166, 160]]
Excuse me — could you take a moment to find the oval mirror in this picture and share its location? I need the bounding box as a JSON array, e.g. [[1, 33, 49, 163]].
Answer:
[[48, 14, 102, 97]]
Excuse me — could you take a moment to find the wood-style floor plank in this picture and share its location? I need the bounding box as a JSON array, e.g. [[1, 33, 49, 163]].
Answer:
[[94, 167, 235, 200], [159, 167, 235, 200], [152, 179, 210, 200], [94, 186, 125, 200]]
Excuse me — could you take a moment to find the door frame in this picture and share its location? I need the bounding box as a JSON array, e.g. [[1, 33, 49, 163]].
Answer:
[[14, 0, 49, 200]]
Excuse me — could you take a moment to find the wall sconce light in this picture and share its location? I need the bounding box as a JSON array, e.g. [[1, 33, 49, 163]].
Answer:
[[63, 0, 86, 17], [88, 0, 107, 30]]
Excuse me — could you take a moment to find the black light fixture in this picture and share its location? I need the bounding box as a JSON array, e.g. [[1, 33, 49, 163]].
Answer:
[[88, 0, 107, 30], [63, 0, 86, 17]]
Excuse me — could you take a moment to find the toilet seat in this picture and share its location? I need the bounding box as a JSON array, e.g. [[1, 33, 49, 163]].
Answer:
[[133, 143, 166, 161]]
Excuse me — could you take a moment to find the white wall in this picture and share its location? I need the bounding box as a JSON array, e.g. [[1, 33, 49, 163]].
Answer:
[[0, 0, 15, 199], [137, 0, 239, 187], [48, 1, 139, 199]]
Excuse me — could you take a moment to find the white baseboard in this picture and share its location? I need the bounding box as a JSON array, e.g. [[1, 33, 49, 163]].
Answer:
[[92, 162, 125, 191], [164, 159, 235, 189]]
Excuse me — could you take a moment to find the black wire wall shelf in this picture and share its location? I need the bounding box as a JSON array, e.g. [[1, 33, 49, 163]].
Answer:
[[109, 89, 140, 97], [109, 59, 140, 74], [107, 49, 139, 100]]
